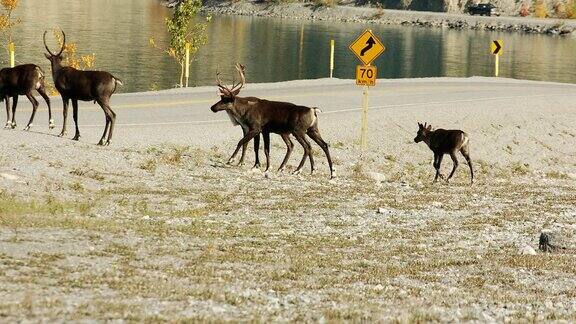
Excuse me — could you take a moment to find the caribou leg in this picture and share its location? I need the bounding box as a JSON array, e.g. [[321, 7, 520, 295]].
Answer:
[[10, 95, 18, 129], [103, 102, 116, 145], [37, 85, 54, 129], [71, 99, 81, 141], [461, 145, 474, 185], [24, 93, 39, 131], [236, 125, 248, 166], [4, 96, 11, 128], [307, 126, 334, 178], [229, 129, 260, 164], [263, 132, 271, 172], [96, 99, 111, 146], [252, 134, 261, 168], [433, 153, 444, 183], [293, 132, 313, 175], [59, 97, 69, 137], [446, 152, 460, 183], [278, 134, 294, 172]]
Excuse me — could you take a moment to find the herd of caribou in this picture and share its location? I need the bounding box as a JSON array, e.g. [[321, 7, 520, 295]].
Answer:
[[0, 30, 474, 184]]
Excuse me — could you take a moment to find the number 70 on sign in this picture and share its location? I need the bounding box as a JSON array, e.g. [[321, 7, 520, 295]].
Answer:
[[356, 65, 377, 86]]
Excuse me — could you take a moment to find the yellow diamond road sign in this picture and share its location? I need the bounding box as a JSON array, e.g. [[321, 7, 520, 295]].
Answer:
[[349, 30, 385, 66], [491, 40, 503, 55]]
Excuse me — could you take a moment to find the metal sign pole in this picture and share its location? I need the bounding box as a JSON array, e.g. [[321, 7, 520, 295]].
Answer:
[[495, 54, 499, 77], [361, 85, 369, 150]]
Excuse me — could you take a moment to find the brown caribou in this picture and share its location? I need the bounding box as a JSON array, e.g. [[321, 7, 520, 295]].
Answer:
[[0, 64, 53, 130], [210, 63, 334, 178], [44, 30, 122, 145], [414, 122, 474, 184]]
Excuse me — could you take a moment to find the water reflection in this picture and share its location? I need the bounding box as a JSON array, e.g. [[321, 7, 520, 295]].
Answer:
[[7, 0, 576, 93]]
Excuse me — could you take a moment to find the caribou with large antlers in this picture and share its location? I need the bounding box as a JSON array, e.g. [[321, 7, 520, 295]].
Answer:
[[211, 63, 334, 178], [0, 64, 53, 130], [44, 30, 122, 145]]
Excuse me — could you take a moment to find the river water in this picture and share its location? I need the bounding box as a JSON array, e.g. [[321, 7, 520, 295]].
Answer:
[[7, 0, 576, 92]]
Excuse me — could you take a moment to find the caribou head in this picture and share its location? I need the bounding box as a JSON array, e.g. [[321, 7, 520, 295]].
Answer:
[[210, 63, 246, 112], [414, 122, 432, 143], [43, 30, 66, 69]]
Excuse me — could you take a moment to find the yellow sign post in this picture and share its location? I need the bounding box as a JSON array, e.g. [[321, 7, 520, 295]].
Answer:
[[8, 42, 15, 68], [491, 40, 503, 77], [329, 39, 335, 78], [184, 42, 190, 87], [349, 30, 385, 150]]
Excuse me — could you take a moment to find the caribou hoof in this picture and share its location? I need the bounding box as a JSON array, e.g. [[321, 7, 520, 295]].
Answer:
[[24, 124, 32, 131], [58, 131, 67, 137], [72, 134, 80, 141], [49, 120, 55, 129], [292, 169, 302, 175], [4, 123, 11, 129], [252, 163, 261, 169], [10, 123, 16, 129]]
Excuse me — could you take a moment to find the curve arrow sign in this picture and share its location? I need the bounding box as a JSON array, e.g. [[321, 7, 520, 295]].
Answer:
[[360, 37, 376, 56]]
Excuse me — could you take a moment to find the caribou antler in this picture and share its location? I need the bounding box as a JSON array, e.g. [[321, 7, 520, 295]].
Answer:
[[215, 66, 232, 97], [43, 31, 55, 56], [43, 29, 66, 56], [230, 63, 245, 93], [215, 63, 246, 97]]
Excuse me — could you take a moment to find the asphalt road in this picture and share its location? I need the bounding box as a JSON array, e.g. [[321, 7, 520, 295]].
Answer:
[[3, 77, 576, 164]]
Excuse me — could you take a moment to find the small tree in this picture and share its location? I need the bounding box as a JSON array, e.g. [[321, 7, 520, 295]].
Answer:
[[0, 0, 20, 63], [150, 0, 208, 87]]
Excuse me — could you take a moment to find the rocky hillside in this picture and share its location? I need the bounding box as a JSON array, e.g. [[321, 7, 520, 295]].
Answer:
[[164, 0, 576, 17]]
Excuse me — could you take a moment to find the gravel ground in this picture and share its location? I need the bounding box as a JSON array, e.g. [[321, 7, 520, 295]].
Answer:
[[0, 77, 575, 321], [202, 0, 576, 35]]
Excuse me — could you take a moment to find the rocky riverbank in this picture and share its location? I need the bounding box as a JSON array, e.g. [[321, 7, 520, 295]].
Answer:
[[200, 0, 576, 35]]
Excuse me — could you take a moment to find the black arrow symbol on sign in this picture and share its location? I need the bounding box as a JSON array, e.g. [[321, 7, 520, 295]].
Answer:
[[493, 41, 501, 54], [360, 37, 376, 56]]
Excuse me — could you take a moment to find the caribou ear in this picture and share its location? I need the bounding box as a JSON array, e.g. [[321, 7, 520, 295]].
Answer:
[[231, 88, 241, 97], [418, 122, 422, 129], [426, 124, 432, 131]]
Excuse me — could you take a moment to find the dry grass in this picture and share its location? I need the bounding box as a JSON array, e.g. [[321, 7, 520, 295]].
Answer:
[[0, 145, 575, 321]]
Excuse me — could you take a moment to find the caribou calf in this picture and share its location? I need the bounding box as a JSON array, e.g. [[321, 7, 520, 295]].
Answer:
[[44, 30, 121, 145], [210, 63, 334, 178], [414, 122, 474, 184], [0, 64, 53, 130]]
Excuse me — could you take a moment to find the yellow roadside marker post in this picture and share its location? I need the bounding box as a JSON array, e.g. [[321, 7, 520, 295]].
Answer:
[[490, 40, 503, 77], [349, 29, 385, 151], [329, 39, 335, 78], [185, 42, 190, 87], [9, 42, 15, 68]]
